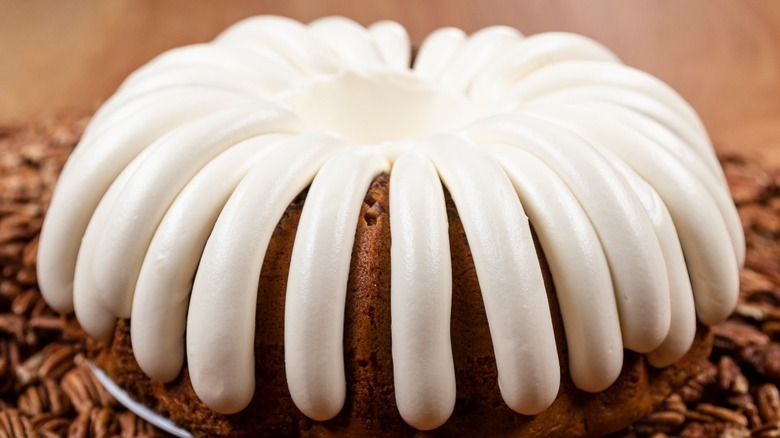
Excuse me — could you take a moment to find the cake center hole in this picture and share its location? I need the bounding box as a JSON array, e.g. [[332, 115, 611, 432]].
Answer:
[[284, 70, 488, 145]]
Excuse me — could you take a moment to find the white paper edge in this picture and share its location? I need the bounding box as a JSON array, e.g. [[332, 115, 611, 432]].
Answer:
[[89, 362, 194, 438]]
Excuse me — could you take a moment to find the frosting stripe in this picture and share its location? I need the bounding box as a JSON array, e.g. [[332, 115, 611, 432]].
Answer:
[[438, 26, 522, 92], [131, 134, 291, 383], [82, 88, 247, 143], [530, 86, 725, 181], [37, 91, 247, 313], [499, 61, 705, 137], [187, 132, 347, 414], [309, 17, 384, 69], [423, 134, 560, 415], [368, 21, 411, 70], [73, 146, 158, 342], [489, 143, 624, 393], [646, 202, 698, 367], [465, 115, 671, 353], [597, 148, 696, 367], [413, 27, 467, 80], [215, 16, 340, 76], [122, 44, 297, 88], [285, 147, 389, 421], [531, 105, 739, 324], [90, 103, 300, 319], [470, 32, 620, 100], [118, 66, 271, 99], [574, 101, 744, 265], [389, 151, 456, 430]]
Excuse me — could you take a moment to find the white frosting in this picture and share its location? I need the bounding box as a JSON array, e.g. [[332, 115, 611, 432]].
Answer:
[[131, 134, 291, 382], [214, 16, 340, 76], [74, 146, 157, 341], [187, 132, 347, 413], [488, 143, 623, 392], [527, 104, 740, 324], [470, 32, 620, 100], [93, 103, 299, 320], [283, 70, 488, 144], [498, 61, 706, 133], [285, 148, 389, 420], [413, 27, 467, 80], [38, 89, 249, 312], [118, 45, 296, 100], [389, 151, 455, 430], [566, 99, 743, 264], [593, 146, 696, 367], [368, 21, 411, 70], [437, 26, 522, 91], [422, 134, 559, 414], [603, 157, 697, 369], [309, 17, 385, 70], [529, 85, 726, 183], [37, 15, 743, 430], [465, 116, 672, 353]]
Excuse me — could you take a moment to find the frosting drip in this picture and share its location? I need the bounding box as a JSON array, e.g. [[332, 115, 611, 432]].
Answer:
[[37, 15, 743, 431]]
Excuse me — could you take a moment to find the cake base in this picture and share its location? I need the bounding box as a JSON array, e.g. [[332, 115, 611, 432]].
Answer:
[[6, 116, 780, 437], [91, 174, 715, 437]]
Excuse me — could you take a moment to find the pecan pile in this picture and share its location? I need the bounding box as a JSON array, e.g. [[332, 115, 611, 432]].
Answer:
[[0, 117, 161, 437], [1, 116, 779, 438]]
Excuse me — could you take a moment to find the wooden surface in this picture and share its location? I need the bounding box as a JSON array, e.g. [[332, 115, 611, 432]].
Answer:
[[1, 0, 779, 163]]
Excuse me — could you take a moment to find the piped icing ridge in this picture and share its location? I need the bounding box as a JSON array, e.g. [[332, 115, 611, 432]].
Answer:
[[37, 16, 743, 431]]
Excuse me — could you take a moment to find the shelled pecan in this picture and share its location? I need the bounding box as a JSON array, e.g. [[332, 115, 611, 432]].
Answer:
[[0, 116, 163, 437]]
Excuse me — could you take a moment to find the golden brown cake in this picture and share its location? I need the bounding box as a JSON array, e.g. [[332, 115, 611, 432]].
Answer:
[[93, 175, 714, 437], [32, 16, 743, 437]]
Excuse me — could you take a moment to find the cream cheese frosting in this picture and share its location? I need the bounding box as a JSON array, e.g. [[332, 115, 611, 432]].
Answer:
[[37, 15, 743, 431]]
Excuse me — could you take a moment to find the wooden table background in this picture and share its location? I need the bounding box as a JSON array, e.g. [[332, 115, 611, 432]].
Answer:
[[1, 0, 779, 164]]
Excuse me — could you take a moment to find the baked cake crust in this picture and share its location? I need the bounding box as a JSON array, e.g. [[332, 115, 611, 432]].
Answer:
[[93, 174, 713, 437]]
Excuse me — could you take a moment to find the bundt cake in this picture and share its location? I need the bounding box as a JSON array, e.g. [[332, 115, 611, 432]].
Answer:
[[36, 15, 743, 436]]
